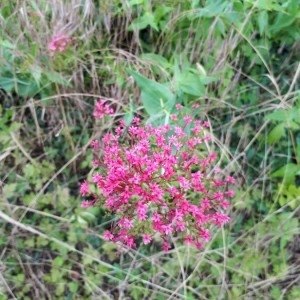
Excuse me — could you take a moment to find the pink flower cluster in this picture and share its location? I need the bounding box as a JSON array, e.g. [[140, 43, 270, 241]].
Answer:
[[93, 99, 114, 119], [48, 34, 74, 54], [80, 107, 234, 250]]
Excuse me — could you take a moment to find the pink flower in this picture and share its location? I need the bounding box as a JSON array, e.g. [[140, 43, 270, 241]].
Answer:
[[175, 104, 183, 110], [80, 104, 234, 250], [163, 224, 173, 235], [93, 100, 114, 119], [133, 117, 140, 125], [226, 176, 236, 183], [81, 200, 90, 208], [141, 234, 152, 245], [183, 115, 192, 125], [170, 114, 178, 121], [178, 176, 191, 190], [203, 121, 210, 128], [151, 212, 162, 222], [162, 241, 170, 251], [103, 230, 114, 241], [185, 235, 194, 244], [48, 34, 74, 55], [225, 190, 235, 198], [194, 241, 203, 249], [118, 218, 134, 229], [175, 221, 186, 231], [212, 212, 230, 227], [80, 180, 89, 196], [220, 200, 230, 209], [91, 140, 100, 149], [199, 228, 210, 241]]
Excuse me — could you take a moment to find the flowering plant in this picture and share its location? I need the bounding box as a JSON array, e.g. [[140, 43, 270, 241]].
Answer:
[[80, 101, 234, 250], [48, 34, 75, 55]]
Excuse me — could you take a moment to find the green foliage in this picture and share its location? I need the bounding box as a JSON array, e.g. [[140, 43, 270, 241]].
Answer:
[[128, 69, 175, 121], [0, 0, 299, 298]]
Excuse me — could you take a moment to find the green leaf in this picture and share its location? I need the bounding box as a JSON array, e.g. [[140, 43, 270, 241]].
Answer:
[[46, 72, 71, 86], [3, 183, 17, 198], [266, 108, 300, 128], [0, 77, 15, 93], [193, 0, 228, 18], [271, 163, 300, 185], [255, 0, 276, 10], [124, 99, 136, 126], [257, 11, 269, 36], [0, 39, 15, 49], [124, 110, 134, 126], [177, 72, 205, 96], [30, 65, 42, 87], [129, 12, 159, 31], [53, 256, 64, 267], [266, 109, 288, 122], [129, 0, 144, 5], [140, 53, 171, 69], [68, 282, 79, 293], [128, 69, 175, 116], [23, 163, 36, 179], [278, 184, 300, 209], [267, 123, 285, 144], [154, 5, 173, 21], [270, 12, 296, 34], [216, 18, 226, 36], [296, 139, 300, 162]]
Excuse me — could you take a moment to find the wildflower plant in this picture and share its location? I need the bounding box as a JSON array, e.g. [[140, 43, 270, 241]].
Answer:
[[48, 34, 75, 55], [80, 100, 234, 250]]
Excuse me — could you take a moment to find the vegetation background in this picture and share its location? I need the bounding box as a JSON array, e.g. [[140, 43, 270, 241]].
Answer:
[[0, 0, 299, 299]]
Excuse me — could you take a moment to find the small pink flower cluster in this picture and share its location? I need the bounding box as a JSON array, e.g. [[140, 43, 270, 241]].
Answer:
[[80, 106, 234, 250], [48, 34, 74, 54], [93, 99, 114, 119]]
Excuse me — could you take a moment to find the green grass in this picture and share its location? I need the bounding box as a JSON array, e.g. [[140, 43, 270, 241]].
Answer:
[[0, 0, 300, 299]]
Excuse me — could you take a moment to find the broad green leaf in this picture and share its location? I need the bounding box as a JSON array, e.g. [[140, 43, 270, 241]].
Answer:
[[216, 18, 226, 36], [266, 108, 300, 128], [286, 120, 300, 130], [23, 163, 36, 178], [129, 12, 159, 31], [177, 72, 205, 96], [0, 77, 14, 93], [124, 111, 134, 126], [140, 53, 171, 69], [30, 65, 42, 87], [123, 98, 137, 125], [68, 282, 79, 293], [0, 39, 15, 49], [154, 5, 173, 21], [266, 109, 288, 122], [16, 80, 39, 97], [257, 11, 269, 36], [267, 123, 285, 144], [128, 69, 175, 116], [270, 13, 296, 34], [278, 184, 300, 209], [193, 0, 228, 18], [255, 0, 275, 10], [296, 138, 300, 162], [129, 0, 144, 5], [46, 72, 71, 86], [271, 163, 300, 185], [53, 256, 64, 267], [3, 183, 17, 198]]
